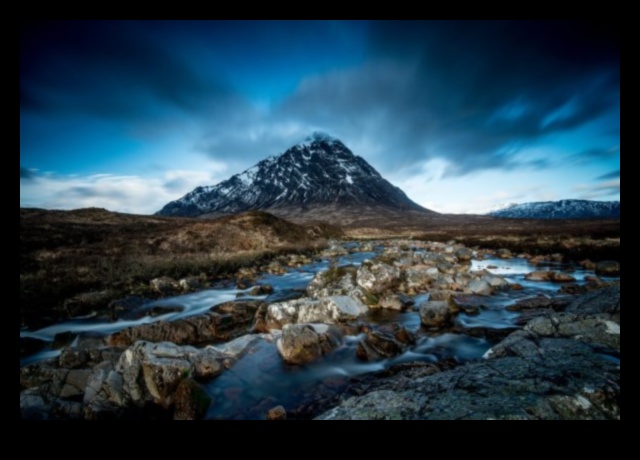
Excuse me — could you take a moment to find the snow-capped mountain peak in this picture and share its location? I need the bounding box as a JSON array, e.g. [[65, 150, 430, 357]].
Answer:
[[488, 199, 620, 219], [157, 133, 430, 217]]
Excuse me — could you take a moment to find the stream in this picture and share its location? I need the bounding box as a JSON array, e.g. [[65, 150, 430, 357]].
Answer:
[[19, 241, 617, 419]]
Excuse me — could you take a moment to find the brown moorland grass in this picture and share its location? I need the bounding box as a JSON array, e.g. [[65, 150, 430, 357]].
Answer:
[[20, 208, 341, 328]]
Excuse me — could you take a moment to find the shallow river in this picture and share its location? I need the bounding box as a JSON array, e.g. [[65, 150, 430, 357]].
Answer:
[[20, 242, 615, 419]]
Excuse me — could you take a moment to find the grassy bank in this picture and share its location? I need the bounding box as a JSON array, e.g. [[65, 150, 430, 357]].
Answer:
[[20, 208, 341, 328]]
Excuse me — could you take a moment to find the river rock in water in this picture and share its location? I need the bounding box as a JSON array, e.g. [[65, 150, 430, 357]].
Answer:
[[276, 323, 342, 365], [108, 300, 263, 346], [356, 262, 401, 294], [419, 301, 453, 328], [317, 286, 620, 420]]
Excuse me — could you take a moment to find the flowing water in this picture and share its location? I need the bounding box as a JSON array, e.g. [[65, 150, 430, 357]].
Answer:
[[19, 242, 617, 419]]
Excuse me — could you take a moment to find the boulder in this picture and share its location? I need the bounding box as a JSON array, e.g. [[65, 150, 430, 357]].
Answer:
[[356, 262, 401, 294], [405, 265, 437, 290], [173, 378, 212, 420], [419, 301, 453, 328], [179, 276, 205, 291], [150, 277, 181, 295], [379, 294, 413, 311], [356, 324, 416, 361], [455, 247, 473, 262], [525, 271, 576, 282], [496, 248, 512, 259], [465, 279, 493, 296], [298, 296, 368, 324], [108, 300, 262, 346], [276, 324, 342, 365]]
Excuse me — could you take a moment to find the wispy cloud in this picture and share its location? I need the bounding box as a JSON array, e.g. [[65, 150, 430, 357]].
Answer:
[[595, 169, 620, 181], [573, 178, 620, 200], [19, 169, 221, 214]]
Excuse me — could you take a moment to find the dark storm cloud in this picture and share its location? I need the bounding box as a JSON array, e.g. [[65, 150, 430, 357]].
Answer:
[[68, 185, 128, 200], [20, 20, 234, 119], [595, 169, 620, 181], [277, 20, 620, 175], [20, 167, 34, 180], [568, 147, 620, 165]]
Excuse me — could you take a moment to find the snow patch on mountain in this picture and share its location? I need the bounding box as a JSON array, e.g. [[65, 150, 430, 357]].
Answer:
[[488, 199, 620, 219], [156, 133, 430, 217]]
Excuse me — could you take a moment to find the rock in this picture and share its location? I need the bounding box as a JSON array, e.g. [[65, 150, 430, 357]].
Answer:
[[559, 284, 587, 295], [507, 295, 571, 312], [466, 279, 492, 296], [150, 277, 181, 295], [496, 248, 512, 259], [437, 261, 455, 274], [116, 341, 200, 407], [266, 405, 287, 420], [298, 296, 368, 324], [595, 260, 620, 277], [405, 265, 437, 290], [20, 391, 52, 420], [59, 348, 89, 369], [173, 378, 211, 420], [191, 349, 224, 380], [276, 324, 342, 365], [525, 271, 576, 282], [524, 315, 620, 350], [60, 369, 92, 398], [207, 334, 264, 360], [565, 285, 620, 318], [524, 271, 552, 281], [428, 289, 458, 301], [379, 294, 413, 311], [419, 301, 452, 328], [266, 298, 311, 329], [84, 361, 126, 409], [483, 274, 509, 288], [321, 334, 619, 420], [551, 273, 577, 282], [179, 276, 205, 291], [108, 300, 263, 346], [317, 390, 424, 420], [450, 295, 486, 315], [580, 259, 597, 270], [356, 324, 415, 361], [250, 284, 274, 296], [306, 266, 370, 304], [509, 283, 523, 291], [455, 248, 473, 262], [356, 262, 401, 294]]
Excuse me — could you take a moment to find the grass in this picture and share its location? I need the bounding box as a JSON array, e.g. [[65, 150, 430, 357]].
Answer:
[[20, 208, 341, 328]]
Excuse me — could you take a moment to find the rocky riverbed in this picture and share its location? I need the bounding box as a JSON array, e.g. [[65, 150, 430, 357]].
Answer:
[[20, 239, 620, 420]]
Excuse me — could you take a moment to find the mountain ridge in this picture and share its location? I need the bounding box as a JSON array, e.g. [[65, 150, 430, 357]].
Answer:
[[157, 132, 433, 219], [488, 199, 620, 219]]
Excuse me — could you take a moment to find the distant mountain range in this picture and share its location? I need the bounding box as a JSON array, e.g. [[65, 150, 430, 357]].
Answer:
[[488, 199, 620, 219], [157, 132, 434, 220]]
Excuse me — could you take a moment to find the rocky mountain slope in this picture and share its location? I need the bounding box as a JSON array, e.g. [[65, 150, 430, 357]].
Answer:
[[157, 132, 433, 219]]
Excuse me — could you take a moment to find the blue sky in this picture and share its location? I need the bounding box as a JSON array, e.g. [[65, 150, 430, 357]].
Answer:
[[20, 20, 620, 214]]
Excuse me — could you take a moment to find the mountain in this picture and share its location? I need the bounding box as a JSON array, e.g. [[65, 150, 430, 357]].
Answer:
[[488, 199, 620, 219], [157, 132, 433, 221]]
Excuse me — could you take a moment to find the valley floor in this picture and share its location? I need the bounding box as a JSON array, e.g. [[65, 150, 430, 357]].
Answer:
[[20, 208, 620, 420]]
